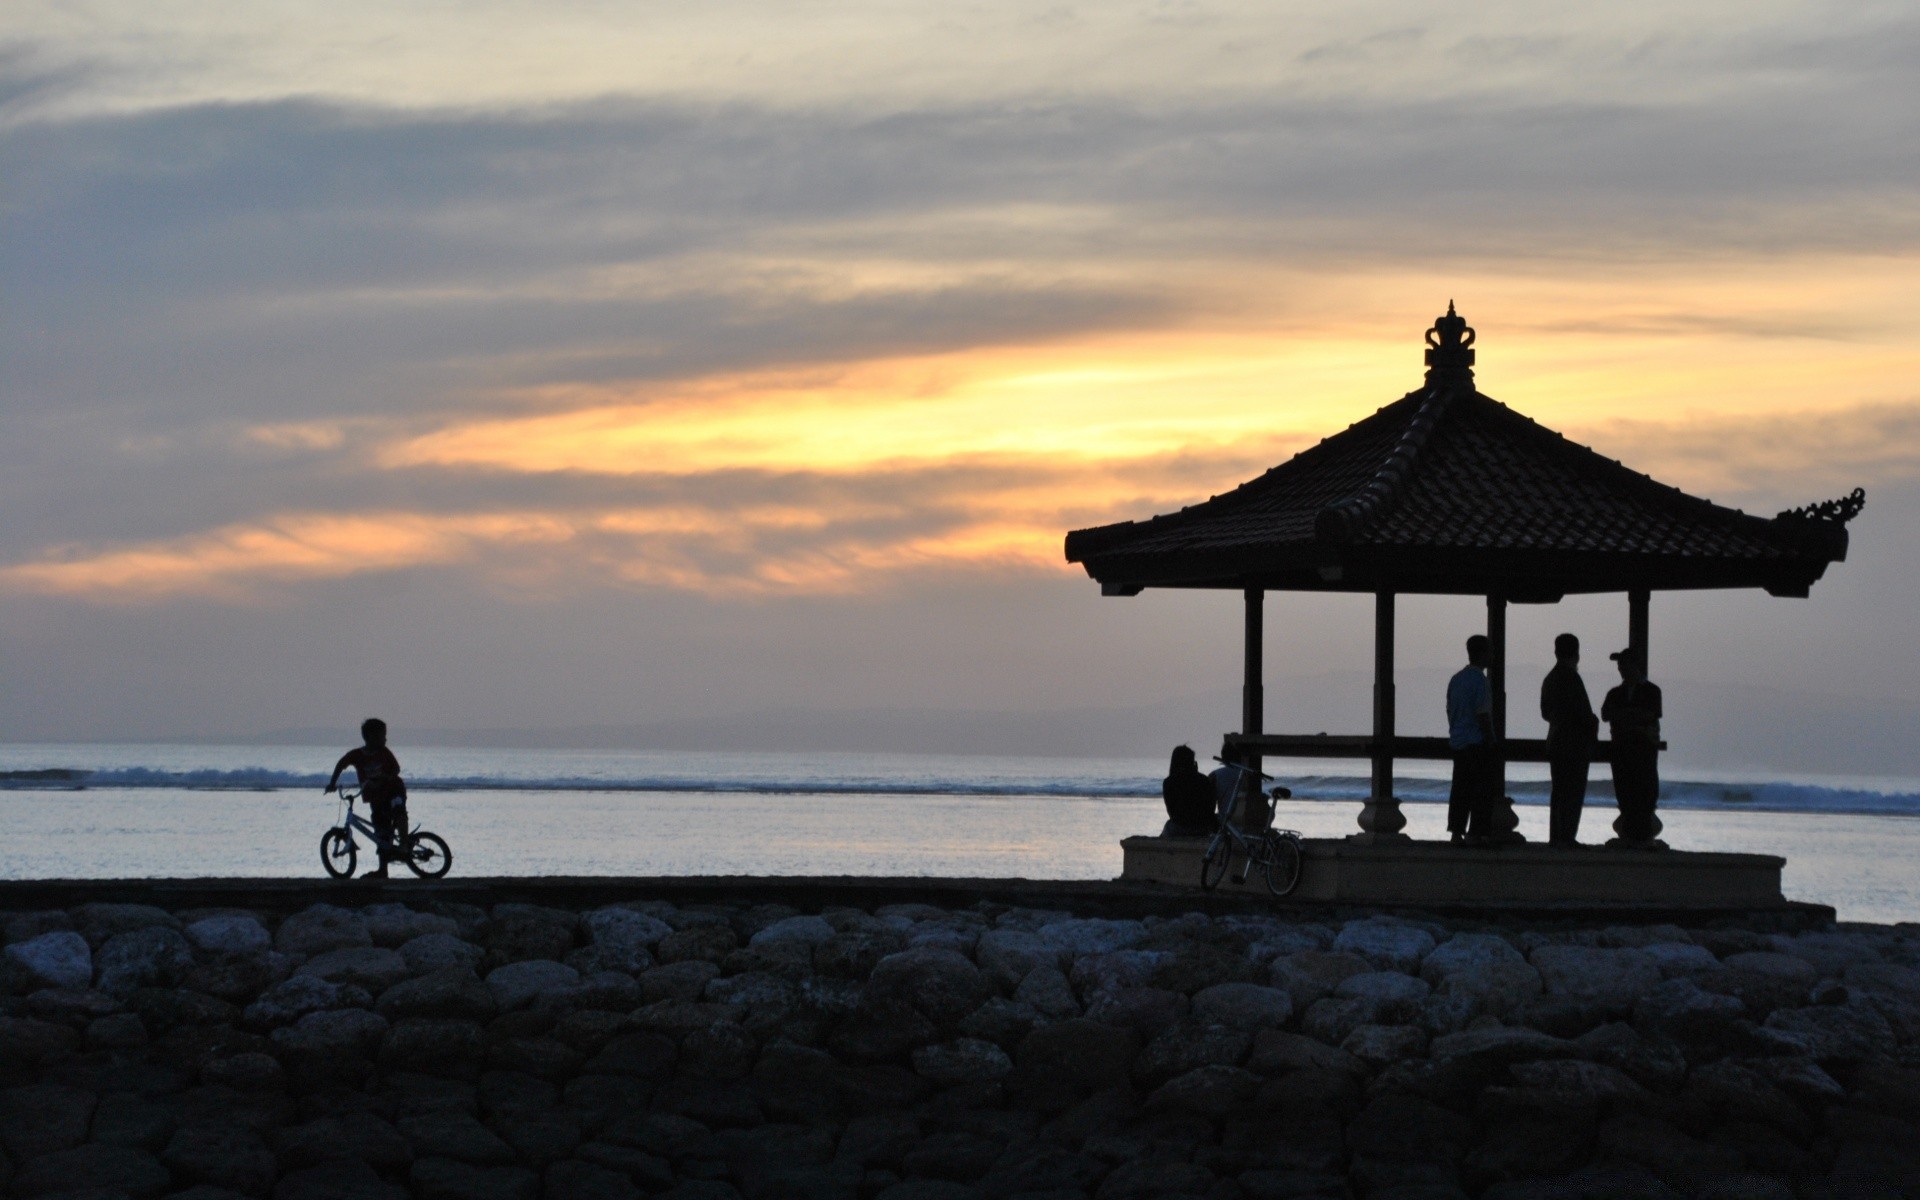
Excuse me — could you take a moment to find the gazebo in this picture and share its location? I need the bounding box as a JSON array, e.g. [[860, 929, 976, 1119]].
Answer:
[[1066, 305, 1862, 892]]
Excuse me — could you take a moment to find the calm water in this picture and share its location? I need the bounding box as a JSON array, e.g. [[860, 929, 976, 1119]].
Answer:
[[2, 744, 1917, 924]]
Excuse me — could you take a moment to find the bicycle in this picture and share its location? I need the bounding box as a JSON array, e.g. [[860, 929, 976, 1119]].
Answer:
[[320, 788, 453, 880], [1199, 761, 1305, 897]]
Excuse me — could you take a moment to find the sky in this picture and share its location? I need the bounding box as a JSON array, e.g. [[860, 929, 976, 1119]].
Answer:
[[3, 1, 1919, 772]]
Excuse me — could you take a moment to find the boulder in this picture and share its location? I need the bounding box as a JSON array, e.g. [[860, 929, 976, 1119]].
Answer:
[[2, 911, 74, 945], [1437, 962, 1542, 1020], [183, 917, 271, 957], [1246, 1029, 1366, 1078], [363, 904, 460, 948], [1710, 951, 1820, 1016], [641, 961, 722, 1004], [975, 930, 1068, 992], [1147, 1064, 1260, 1117], [1633, 977, 1746, 1046], [8, 1143, 171, 1198], [1083, 986, 1187, 1039], [1530, 945, 1662, 1015], [0, 1082, 97, 1160], [911, 1038, 1014, 1086], [1037, 918, 1148, 957], [1641, 942, 1721, 978], [377, 967, 498, 1021], [296, 946, 410, 993], [1013, 966, 1080, 1019], [245, 974, 369, 1027], [1071, 951, 1166, 1001], [1133, 1024, 1251, 1086], [582, 908, 672, 974], [271, 1008, 391, 1058], [1331, 919, 1435, 974], [409, 1156, 540, 1200], [865, 949, 990, 1028], [4, 932, 92, 991], [1429, 1025, 1578, 1069], [485, 960, 582, 1011], [1333, 972, 1431, 1024], [1763, 1003, 1896, 1062], [544, 1159, 640, 1200], [73, 903, 179, 947], [483, 908, 579, 967], [1267, 951, 1372, 1009], [1299, 997, 1372, 1046], [275, 1158, 410, 1200], [161, 1121, 278, 1196], [380, 1019, 488, 1077], [400, 933, 486, 977], [1508, 1058, 1646, 1101], [655, 925, 737, 966], [1340, 1023, 1427, 1066], [94, 928, 195, 996], [1190, 983, 1293, 1032], [1419, 933, 1523, 984], [749, 915, 835, 948], [276, 905, 372, 956], [1013, 1019, 1140, 1092]]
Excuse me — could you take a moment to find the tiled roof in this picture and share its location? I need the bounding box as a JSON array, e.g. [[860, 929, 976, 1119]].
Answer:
[[1065, 310, 1859, 597]]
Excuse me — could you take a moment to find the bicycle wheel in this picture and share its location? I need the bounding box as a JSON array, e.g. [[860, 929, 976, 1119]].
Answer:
[[320, 829, 356, 879], [1263, 834, 1303, 898], [404, 831, 453, 879], [1200, 830, 1234, 891]]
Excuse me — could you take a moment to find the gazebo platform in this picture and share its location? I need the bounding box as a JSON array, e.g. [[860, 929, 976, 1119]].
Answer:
[[1120, 834, 1788, 909]]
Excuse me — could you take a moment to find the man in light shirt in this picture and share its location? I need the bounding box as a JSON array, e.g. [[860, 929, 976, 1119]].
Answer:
[[1446, 635, 1496, 843]]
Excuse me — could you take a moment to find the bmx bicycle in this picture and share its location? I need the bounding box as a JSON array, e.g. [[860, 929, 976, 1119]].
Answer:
[[321, 788, 453, 880], [1199, 760, 1305, 897]]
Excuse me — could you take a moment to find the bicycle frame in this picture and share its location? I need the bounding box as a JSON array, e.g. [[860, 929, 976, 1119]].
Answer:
[[332, 790, 410, 850]]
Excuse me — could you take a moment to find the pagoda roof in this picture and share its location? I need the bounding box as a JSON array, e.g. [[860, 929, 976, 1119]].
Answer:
[[1064, 306, 1862, 600]]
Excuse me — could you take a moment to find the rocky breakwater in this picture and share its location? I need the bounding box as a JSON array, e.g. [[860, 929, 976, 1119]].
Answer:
[[1, 898, 1918, 1200]]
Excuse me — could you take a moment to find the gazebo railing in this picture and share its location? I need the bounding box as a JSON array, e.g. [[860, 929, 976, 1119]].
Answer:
[[1225, 732, 1663, 765]]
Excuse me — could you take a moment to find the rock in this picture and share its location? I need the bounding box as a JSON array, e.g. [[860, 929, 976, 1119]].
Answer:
[[1333, 972, 1431, 1023], [1013, 967, 1080, 1019], [5, 932, 92, 991], [1083, 986, 1186, 1039], [88, 1011, 150, 1049], [184, 953, 285, 1003], [955, 997, 1042, 1051], [865, 949, 989, 1028], [202, 1050, 285, 1090], [748, 916, 835, 949], [1070, 952, 1167, 1001], [1429, 1026, 1578, 1069], [381, 1019, 487, 1077], [1096, 1158, 1214, 1199], [8, 1143, 171, 1197], [74, 903, 180, 947], [1530, 946, 1663, 1015], [378, 968, 498, 1021], [484, 961, 581, 1011], [974, 1143, 1106, 1195], [1595, 1114, 1742, 1189], [1300, 998, 1370, 1047], [272, 1008, 391, 1058], [162, 1122, 278, 1195], [94, 928, 195, 996], [364, 904, 460, 948], [184, 917, 271, 957], [1267, 951, 1372, 1009], [0, 1082, 97, 1160], [245, 975, 370, 1028], [814, 929, 911, 980], [1633, 978, 1746, 1045], [1037, 919, 1147, 956], [1509, 1058, 1645, 1101], [400, 1112, 516, 1165], [1009, 1019, 1140, 1105], [274, 1112, 414, 1172], [1187, 982, 1291, 1032], [1762, 1003, 1895, 1062], [572, 910, 666, 977], [1641, 942, 1721, 978], [544, 1159, 640, 1200], [1332, 919, 1435, 974], [975, 931, 1068, 992], [655, 926, 737, 966], [1437, 962, 1542, 1021], [582, 1031, 676, 1078], [276, 906, 372, 957], [3, 910, 74, 945], [296, 947, 410, 993], [400, 934, 486, 977], [274, 1157, 410, 1200], [911, 1038, 1013, 1086], [1133, 1024, 1250, 1087], [1709, 952, 1819, 1016], [409, 1155, 540, 1200], [640, 961, 721, 1004], [1341, 1024, 1427, 1065], [1245, 1029, 1365, 1078], [1420, 933, 1523, 984], [1149, 1062, 1263, 1119]]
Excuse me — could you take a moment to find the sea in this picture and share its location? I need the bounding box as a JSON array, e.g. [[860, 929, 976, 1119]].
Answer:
[[2, 743, 1918, 925]]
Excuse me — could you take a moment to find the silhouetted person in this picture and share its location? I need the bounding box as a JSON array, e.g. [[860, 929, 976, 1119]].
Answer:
[[1209, 740, 1253, 827], [1161, 745, 1216, 837], [1540, 633, 1598, 846], [326, 718, 409, 878], [1601, 649, 1665, 846], [1447, 635, 1496, 843]]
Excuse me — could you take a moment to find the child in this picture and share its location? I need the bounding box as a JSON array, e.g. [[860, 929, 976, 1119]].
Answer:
[[325, 718, 409, 878]]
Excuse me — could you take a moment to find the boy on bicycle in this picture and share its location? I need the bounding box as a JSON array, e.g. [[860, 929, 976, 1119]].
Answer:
[[324, 718, 409, 878]]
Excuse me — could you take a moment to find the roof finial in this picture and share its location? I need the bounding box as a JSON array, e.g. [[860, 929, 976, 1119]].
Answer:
[[1425, 301, 1475, 380]]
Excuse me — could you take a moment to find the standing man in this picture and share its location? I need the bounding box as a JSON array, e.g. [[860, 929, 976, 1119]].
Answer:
[[1539, 633, 1598, 846], [1601, 649, 1665, 847], [1446, 635, 1496, 843]]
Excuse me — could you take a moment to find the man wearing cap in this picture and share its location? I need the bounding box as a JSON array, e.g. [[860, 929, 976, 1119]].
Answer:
[[1539, 633, 1598, 845], [1446, 635, 1497, 843], [1601, 648, 1664, 846]]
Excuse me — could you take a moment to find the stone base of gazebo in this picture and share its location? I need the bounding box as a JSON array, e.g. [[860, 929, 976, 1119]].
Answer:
[[1120, 834, 1787, 910]]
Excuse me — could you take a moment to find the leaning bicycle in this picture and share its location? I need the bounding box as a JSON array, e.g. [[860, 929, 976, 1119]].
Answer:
[[320, 788, 453, 879], [1199, 762, 1304, 897]]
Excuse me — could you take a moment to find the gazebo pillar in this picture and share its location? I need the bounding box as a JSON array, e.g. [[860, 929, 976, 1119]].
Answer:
[[1629, 587, 1650, 669], [1354, 590, 1407, 841], [1488, 593, 1522, 837], [1242, 588, 1264, 772]]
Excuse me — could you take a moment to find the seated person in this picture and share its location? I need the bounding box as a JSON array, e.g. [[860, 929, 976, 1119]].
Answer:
[[1160, 745, 1216, 836]]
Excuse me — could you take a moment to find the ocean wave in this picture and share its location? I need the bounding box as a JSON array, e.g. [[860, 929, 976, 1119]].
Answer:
[[3, 763, 1917, 815]]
